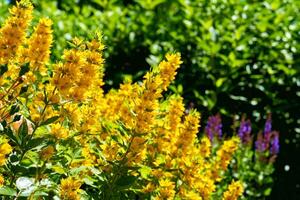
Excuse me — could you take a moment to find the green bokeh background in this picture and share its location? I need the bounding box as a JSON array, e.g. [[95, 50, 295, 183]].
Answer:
[[0, 0, 299, 199]]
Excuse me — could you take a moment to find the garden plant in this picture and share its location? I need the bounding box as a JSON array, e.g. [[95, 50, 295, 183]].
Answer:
[[0, 0, 283, 200]]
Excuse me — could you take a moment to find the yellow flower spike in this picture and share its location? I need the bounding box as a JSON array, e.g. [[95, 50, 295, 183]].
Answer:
[[26, 18, 53, 73], [216, 137, 240, 170], [175, 110, 200, 155], [159, 53, 182, 91], [167, 96, 185, 132], [222, 180, 244, 200], [0, 0, 33, 65], [199, 136, 211, 158]]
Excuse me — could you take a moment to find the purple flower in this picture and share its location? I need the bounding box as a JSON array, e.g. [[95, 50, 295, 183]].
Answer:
[[263, 115, 272, 146], [264, 115, 272, 134], [205, 114, 222, 141], [270, 131, 280, 155], [238, 118, 252, 144], [255, 132, 267, 152], [255, 114, 280, 156]]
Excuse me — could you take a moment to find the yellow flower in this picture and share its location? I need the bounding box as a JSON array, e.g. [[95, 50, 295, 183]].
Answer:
[[40, 146, 55, 160], [199, 136, 211, 158], [26, 18, 53, 73], [0, 175, 4, 186], [175, 110, 200, 155], [159, 53, 182, 90], [0, 143, 12, 166], [216, 137, 240, 170], [157, 179, 176, 199], [60, 177, 82, 200], [50, 123, 69, 139], [222, 180, 244, 200], [142, 182, 156, 193], [0, 0, 33, 65]]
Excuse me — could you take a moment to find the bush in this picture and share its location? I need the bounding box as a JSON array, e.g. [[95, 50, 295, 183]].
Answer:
[[2, 1, 295, 198], [0, 1, 248, 199]]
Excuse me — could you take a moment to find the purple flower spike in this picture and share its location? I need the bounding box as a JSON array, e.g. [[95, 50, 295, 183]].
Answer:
[[255, 132, 267, 152], [263, 115, 272, 145], [270, 131, 280, 155], [238, 118, 252, 144], [264, 115, 272, 134], [205, 114, 222, 141]]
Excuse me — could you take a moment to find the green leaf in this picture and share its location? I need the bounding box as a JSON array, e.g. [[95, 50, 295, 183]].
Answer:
[[264, 188, 272, 196], [216, 78, 225, 88], [41, 116, 60, 126], [139, 166, 152, 179], [9, 104, 20, 115], [52, 165, 66, 174], [0, 186, 17, 196], [0, 64, 8, 76], [26, 137, 46, 150], [3, 126, 20, 146], [19, 121, 28, 142]]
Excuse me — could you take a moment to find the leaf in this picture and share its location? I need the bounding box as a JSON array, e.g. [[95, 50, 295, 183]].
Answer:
[[0, 186, 17, 196], [41, 116, 60, 126], [26, 137, 46, 150], [4, 126, 20, 146], [18, 121, 28, 142], [0, 64, 8, 76], [139, 166, 152, 179], [264, 188, 272, 196], [9, 104, 20, 115], [52, 165, 66, 174], [216, 78, 225, 88]]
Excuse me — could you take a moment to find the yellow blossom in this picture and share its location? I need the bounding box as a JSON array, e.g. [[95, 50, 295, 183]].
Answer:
[[222, 180, 244, 200], [60, 177, 82, 200], [40, 146, 55, 160], [0, 142, 12, 166], [0, 175, 4, 186]]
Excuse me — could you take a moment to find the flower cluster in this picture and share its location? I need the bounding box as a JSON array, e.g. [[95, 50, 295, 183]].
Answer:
[[255, 115, 280, 158], [205, 113, 222, 141], [0, 141, 12, 166], [222, 180, 244, 200], [0, 1, 245, 200], [204, 113, 280, 199]]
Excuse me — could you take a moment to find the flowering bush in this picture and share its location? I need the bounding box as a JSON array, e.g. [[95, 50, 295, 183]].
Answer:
[[0, 1, 248, 199], [204, 114, 279, 199]]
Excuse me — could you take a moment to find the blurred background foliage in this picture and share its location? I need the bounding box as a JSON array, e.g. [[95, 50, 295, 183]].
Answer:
[[0, 0, 299, 199]]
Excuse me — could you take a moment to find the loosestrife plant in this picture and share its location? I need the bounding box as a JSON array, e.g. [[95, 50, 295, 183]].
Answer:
[[0, 1, 244, 199]]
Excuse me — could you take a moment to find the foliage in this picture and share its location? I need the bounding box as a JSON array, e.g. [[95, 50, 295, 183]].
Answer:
[[6, 1, 296, 198], [1, 0, 298, 137], [0, 1, 251, 199]]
